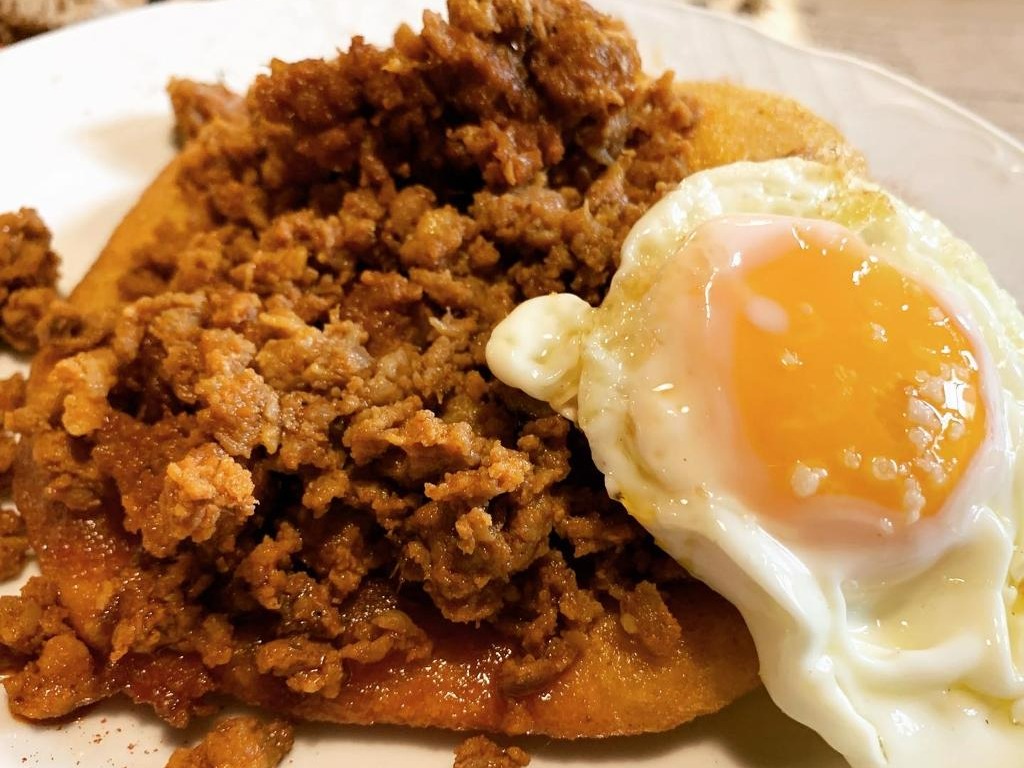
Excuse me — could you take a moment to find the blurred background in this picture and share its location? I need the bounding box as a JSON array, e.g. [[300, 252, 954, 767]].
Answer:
[[2, 0, 1021, 140]]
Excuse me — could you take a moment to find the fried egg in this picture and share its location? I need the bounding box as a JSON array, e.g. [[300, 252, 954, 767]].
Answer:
[[486, 158, 1024, 767]]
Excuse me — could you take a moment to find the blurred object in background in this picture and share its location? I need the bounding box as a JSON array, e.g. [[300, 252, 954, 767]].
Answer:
[[0, 0, 143, 44]]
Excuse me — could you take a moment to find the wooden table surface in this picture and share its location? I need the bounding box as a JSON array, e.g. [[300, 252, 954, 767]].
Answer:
[[694, 0, 1024, 141], [3, 0, 1023, 141]]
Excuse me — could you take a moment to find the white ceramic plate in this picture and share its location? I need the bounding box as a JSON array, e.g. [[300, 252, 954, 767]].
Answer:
[[1, 1, 1023, 766]]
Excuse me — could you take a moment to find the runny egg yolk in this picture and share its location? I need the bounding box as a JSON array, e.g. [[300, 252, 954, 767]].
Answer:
[[692, 216, 986, 526]]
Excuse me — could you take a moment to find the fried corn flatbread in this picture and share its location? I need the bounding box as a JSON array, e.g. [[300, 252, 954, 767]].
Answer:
[[8, 0, 860, 740]]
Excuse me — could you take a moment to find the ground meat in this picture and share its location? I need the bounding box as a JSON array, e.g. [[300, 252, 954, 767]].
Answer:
[[0, 372, 28, 581], [4, 633, 107, 719], [0, 372, 26, 493], [151, 443, 257, 556], [0, 506, 28, 580], [2, 286, 59, 352], [10, 0, 703, 725], [168, 78, 247, 144], [0, 578, 69, 664], [453, 736, 530, 768], [618, 581, 684, 658], [50, 348, 118, 436], [165, 716, 294, 768], [0, 209, 60, 352]]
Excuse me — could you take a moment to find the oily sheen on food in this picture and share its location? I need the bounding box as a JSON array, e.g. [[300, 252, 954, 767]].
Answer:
[[488, 157, 1024, 768]]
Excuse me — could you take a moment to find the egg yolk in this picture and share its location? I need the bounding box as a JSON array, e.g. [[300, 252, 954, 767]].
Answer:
[[705, 217, 985, 525]]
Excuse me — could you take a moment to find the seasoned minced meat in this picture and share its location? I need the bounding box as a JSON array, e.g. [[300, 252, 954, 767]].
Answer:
[[0, 372, 26, 493], [0, 506, 28, 581], [167, 78, 246, 144], [0, 374, 29, 582], [0, 209, 60, 352], [5, 0, 700, 723], [165, 716, 294, 768], [454, 735, 531, 768]]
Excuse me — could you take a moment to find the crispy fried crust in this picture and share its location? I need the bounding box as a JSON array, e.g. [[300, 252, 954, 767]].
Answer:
[[220, 582, 757, 734], [680, 80, 866, 175], [15, 413, 759, 735], [14, 82, 858, 736]]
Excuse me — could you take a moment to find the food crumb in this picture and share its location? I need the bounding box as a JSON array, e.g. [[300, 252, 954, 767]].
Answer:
[[167, 78, 245, 144], [164, 716, 294, 768], [0, 371, 26, 491], [453, 735, 530, 768], [0, 506, 29, 581], [0, 209, 60, 353]]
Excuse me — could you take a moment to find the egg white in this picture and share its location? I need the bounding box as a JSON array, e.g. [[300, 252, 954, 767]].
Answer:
[[486, 158, 1024, 768]]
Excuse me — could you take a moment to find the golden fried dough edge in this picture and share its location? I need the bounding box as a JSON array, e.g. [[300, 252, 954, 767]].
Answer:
[[17, 82, 861, 737], [680, 80, 866, 175]]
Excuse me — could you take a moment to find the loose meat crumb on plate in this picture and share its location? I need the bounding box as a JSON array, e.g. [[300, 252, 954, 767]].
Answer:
[[453, 735, 531, 768], [165, 716, 294, 768]]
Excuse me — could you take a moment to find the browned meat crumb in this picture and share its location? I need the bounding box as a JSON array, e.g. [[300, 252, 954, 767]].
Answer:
[[0, 209, 60, 352], [10, 0, 700, 726], [0, 578, 70, 659], [2, 286, 58, 352], [168, 78, 247, 144], [0, 507, 28, 581], [0, 580, 99, 713], [453, 735, 531, 768], [0, 372, 26, 493], [618, 581, 684, 658], [3, 633, 107, 719], [165, 716, 294, 768], [0, 372, 27, 581]]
